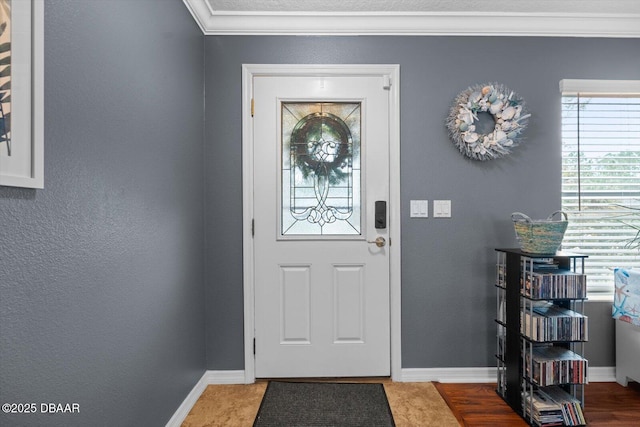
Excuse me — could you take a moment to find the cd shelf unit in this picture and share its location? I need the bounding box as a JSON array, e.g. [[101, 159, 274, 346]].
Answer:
[[495, 248, 588, 427]]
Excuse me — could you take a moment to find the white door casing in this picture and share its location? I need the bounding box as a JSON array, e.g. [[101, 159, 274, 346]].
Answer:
[[242, 64, 401, 382]]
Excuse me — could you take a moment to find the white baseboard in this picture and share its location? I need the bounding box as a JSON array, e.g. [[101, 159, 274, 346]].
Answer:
[[589, 366, 616, 382], [201, 369, 247, 384], [165, 370, 246, 427], [165, 372, 209, 427], [400, 367, 497, 383], [400, 366, 617, 383]]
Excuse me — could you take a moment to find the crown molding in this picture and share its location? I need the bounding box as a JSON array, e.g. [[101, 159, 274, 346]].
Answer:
[[183, 0, 640, 37]]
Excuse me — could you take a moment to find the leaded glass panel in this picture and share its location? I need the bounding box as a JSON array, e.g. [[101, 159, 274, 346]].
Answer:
[[281, 102, 361, 236]]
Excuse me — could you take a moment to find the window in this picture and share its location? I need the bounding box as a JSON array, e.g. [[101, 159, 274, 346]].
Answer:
[[281, 102, 361, 237], [560, 80, 640, 296]]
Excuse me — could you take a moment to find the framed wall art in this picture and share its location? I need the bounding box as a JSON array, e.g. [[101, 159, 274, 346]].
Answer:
[[0, 0, 43, 189]]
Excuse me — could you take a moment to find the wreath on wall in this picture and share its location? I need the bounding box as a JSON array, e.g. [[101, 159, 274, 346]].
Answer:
[[446, 83, 530, 161]]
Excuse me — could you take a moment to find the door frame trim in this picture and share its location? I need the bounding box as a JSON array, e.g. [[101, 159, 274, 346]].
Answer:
[[241, 64, 401, 382]]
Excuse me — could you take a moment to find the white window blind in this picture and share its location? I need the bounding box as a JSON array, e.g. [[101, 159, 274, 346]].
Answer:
[[560, 80, 640, 295]]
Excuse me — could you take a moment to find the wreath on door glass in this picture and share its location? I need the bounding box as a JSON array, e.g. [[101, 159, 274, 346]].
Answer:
[[446, 83, 530, 161]]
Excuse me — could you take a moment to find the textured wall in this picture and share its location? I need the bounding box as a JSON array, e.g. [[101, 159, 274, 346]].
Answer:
[[204, 35, 640, 370], [0, 1, 205, 426]]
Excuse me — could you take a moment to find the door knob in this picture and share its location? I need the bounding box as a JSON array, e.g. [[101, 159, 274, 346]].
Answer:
[[367, 237, 386, 248]]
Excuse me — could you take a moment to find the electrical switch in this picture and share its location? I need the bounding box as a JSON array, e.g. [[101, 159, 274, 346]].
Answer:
[[410, 200, 428, 218], [433, 200, 451, 218]]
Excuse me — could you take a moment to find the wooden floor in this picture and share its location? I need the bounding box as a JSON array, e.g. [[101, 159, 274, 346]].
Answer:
[[435, 381, 640, 427]]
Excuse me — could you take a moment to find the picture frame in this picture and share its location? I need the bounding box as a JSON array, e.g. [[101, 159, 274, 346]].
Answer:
[[0, 0, 43, 189]]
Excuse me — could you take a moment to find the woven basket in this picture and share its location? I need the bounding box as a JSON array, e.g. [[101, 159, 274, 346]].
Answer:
[[512, 211, 568, 254]]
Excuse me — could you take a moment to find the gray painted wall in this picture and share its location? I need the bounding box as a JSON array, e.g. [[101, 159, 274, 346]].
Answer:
[[0, 1, 205, 426], [204, 36, 640, 370]]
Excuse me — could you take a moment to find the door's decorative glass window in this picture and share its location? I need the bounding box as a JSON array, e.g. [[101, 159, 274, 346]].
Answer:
[[281, 102, 361, 236]]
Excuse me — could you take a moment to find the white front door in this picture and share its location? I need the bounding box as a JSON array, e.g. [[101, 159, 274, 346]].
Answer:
[[252, 71, 392, 378]]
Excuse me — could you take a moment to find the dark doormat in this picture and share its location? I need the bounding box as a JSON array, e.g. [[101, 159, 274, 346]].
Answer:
[[253, 381, 396, 426]]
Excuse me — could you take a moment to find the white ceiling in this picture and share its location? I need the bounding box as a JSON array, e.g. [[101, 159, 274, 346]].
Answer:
[[183, 0, 640, 37]]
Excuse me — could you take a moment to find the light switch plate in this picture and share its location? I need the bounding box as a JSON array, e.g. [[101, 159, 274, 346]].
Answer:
[[410, 200, 428, 218], [433, 200, 451, 218]]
